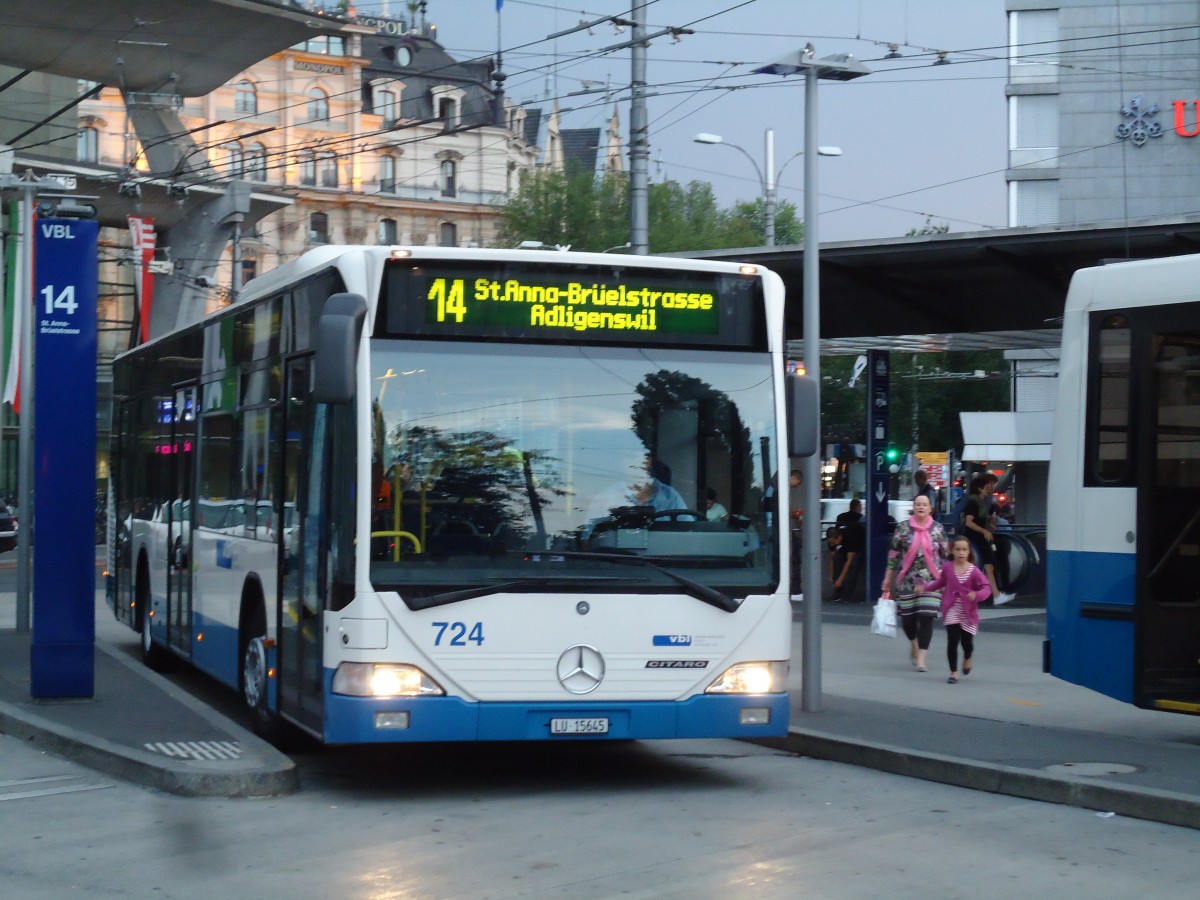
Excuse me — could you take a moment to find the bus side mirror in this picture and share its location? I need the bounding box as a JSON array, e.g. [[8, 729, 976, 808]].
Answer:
[[313, 293, 368, 404], [787, 376, 818, 458]]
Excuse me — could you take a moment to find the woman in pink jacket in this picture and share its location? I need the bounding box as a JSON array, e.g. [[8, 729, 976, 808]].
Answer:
[[920, 535, 991, 683]]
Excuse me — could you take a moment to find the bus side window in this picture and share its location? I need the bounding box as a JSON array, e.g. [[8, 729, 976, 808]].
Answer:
[[1088, 314, 1132, 484]]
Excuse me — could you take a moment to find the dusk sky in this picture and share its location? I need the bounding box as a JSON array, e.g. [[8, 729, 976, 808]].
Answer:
[[355, 1, 1010, 242]]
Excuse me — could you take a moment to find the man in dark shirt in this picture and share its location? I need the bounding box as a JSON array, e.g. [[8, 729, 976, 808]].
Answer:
[[836, 498, 863, 526], [913, 469, 937, 507], [827, 519, 866, 603]]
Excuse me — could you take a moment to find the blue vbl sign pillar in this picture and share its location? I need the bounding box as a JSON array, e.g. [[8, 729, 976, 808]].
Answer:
[[865, 350, 890, 603], [30, 217, 98, 698]]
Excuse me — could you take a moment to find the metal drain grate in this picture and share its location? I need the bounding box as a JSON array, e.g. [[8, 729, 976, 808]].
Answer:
[[144, 741, 243, 760]]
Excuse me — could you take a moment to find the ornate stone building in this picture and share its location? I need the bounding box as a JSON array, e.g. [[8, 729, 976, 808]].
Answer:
[[77, 11, 540, 292]]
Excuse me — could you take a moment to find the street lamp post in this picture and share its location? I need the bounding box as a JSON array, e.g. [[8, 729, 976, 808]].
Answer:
[[692, 130, 841, 247], [764, 129, 775, 246], [753, 47, 871, 712]]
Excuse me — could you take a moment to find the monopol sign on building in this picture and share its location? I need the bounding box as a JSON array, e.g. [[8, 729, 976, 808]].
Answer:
[[30, 217, 98, 698]]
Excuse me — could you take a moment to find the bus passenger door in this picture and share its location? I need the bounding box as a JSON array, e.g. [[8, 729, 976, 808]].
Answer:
[[168, 384, 197, 654], [278, 358, 324, 732], [112, 399, 139, 628], [1139, 313, 1200, 709]]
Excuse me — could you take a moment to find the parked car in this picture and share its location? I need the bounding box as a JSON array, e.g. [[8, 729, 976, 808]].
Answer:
[[0, 502, 17, 553]]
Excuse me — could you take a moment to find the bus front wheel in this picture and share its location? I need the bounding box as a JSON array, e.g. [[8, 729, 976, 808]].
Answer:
[[242, 636, 270, 719], [137, 557, 173, 671], [239, 600, 285, 743]]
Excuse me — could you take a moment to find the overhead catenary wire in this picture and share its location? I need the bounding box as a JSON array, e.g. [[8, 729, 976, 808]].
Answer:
[[15, 3, 1200, 246]]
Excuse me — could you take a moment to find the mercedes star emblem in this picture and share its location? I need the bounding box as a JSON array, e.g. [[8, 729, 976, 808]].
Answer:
[[556, 644, 605, 694]]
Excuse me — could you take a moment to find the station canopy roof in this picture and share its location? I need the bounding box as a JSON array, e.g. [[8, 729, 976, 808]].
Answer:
[[0, 0, 352, 97], [680, 216, 1200, 355]]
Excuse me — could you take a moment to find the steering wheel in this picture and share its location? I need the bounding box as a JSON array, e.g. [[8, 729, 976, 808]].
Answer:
[[652, 508, 704, 522]]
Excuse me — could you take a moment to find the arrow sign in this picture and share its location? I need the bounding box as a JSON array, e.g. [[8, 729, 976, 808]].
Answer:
[[866, 349, 891, 607], [847, 354, 868, 387]]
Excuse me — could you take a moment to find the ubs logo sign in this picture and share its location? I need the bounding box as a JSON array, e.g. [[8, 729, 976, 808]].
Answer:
[[1116, 95, 1200, 144], [1115, 96, 1163, 146]]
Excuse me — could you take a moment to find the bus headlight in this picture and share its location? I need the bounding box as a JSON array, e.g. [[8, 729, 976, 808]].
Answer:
[[332, 662, 445, 697], [705, 661, 787, 694]]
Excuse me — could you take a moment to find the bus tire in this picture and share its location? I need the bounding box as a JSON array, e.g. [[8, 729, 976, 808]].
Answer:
[[137, 553, 173, 671], [239, 591, 286, 744]]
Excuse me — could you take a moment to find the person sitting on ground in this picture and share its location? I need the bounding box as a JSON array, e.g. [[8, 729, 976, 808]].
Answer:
[[827, 518, 866, 603]]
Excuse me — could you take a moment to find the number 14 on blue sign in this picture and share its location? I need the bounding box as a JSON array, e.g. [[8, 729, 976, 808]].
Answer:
[[41, 285, 79, 316]]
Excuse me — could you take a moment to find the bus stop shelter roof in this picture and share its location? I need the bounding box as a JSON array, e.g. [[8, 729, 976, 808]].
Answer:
[[0, 0, 353, 97], [679, 216, 1200, 355]]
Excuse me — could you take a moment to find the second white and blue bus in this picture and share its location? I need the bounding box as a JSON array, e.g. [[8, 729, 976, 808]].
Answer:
[[1047, 252, 1200, 713]]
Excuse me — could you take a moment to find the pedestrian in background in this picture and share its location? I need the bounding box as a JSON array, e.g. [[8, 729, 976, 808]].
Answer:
[[789, 469, 803, 598], [913, 468, 936, 506], [827, 519, 865, 603], [788, 469, 804, 525], [836, 497, 863, 525], [961, 474, 1014, 604], [920, 535, 991, 683], [880, 494, 948, 672]]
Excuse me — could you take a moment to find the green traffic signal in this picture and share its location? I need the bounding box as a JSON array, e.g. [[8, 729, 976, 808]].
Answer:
[[884, 446, 900, 462]]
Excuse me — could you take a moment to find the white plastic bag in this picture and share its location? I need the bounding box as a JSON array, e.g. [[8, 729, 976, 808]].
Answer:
[[870, 597, 897, 638]]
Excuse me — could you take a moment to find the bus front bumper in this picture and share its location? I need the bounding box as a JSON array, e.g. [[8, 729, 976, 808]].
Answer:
[[319, 690, 790, 744]]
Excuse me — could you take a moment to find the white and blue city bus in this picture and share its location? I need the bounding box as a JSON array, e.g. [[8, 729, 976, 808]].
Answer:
[[108, 245, 815, 743], [1047, 253, 1200, 714]]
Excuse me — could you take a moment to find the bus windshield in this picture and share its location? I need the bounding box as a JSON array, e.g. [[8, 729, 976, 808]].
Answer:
[[369, 339, 780, 603]]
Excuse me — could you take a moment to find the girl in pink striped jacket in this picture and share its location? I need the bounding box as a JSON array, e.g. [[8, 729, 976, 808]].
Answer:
[[920, 535, 991, 683]]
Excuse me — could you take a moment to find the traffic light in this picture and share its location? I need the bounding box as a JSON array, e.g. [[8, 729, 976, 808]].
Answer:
[[884, 445, 900, 464]]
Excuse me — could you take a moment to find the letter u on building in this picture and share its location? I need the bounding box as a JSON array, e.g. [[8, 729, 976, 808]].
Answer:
[[1173, 100, 1200, 137]]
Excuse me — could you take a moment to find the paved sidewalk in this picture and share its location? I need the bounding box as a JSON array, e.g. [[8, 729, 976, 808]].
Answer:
[[777, 597, 1200, 830], [0, 576, 296, 797], [3, 567, 1200, 825]]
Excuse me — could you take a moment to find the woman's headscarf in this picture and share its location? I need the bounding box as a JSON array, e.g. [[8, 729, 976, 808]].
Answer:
[[898, 514, 938, 581]]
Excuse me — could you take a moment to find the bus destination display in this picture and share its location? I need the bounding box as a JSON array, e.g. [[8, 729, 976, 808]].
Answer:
[[384, 260, 765, 347], [428, 274, 716, 335], [429, 273, 715, 336]]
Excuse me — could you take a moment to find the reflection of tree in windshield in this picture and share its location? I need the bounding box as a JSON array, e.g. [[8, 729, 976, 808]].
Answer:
[[385, 423, 565, 549], [631, 369, 754, 515]]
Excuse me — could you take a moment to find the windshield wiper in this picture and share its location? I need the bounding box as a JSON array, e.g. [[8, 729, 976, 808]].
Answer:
[[545, 551, 740, 613], [406, 576, 628, 611]]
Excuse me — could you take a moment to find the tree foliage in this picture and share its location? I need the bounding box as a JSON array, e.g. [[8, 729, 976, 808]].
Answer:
[[495, 168, 628, 252], [496, 170, 802, 252], [821, 352, 1010, 454], [906, 217, 950, 236], [729, 197, 802, 246], [383, 422, 566, 547]]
